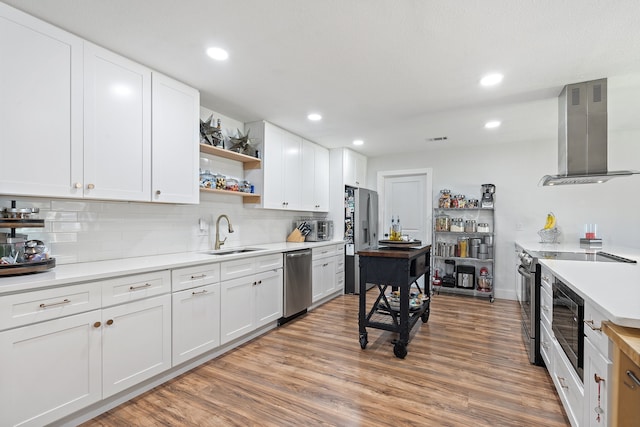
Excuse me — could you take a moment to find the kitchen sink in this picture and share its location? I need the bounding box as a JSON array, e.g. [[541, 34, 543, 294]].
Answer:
[[204, 247, 266, 256]]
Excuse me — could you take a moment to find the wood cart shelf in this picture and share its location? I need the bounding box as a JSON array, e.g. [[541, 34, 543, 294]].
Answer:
[[358, 245, 431, 358]]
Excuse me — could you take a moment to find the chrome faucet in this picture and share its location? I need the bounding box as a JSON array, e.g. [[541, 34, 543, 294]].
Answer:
[[214, 214, 234, 250]]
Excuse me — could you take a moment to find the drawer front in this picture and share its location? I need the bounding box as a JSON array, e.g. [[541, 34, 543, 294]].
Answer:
[[553, 340, 584, 427], [540, 266, 553, 293], [101, 271, 171, 307], [172, 263, 220, 292], [220, 258, 256, 281], [335, 244, 345, 255], [540, 321, 554, 370], [335, 270, 345, 292], [584, 302, 610, 357], [540, 285, 553, 326], [254, 253, 283, 272], [0, 283, 101, 330], [335, 255, 345, 273], [312, 245, 336, 260]]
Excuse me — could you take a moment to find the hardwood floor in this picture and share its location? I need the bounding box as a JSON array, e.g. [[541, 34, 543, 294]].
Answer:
[[82, 293, 569, 426]]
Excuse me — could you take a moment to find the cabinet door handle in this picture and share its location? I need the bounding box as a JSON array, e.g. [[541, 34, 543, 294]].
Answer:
[[106, 319, 114, 326], [584, 319, 602, 331], [129, 283, 152, 291], [594, 373, 605, 383], [94, 321, 102, 328], [190, 274, 206, 280], [155, 190, 161, 195], [627, 370, 640, 387], [39, 299, 70, 309], [557, 376, 569, 389], [192, 289, 208, 295], [87, 183, 95, 190], [541, 341, 549, 350], [73, 182, 82, 189], [252, 281, 257, 286], [541, 304, 549, 313]]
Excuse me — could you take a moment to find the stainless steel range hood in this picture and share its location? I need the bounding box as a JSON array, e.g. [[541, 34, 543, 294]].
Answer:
[[540, 78, 639, 186]]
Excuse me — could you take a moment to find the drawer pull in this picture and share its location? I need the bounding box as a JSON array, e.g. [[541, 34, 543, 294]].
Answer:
[[584, 319, 602, 331], [190, 274, 206, 280], [558, 376, 569, 389], [192, 289, 208, 295], [627, 370, 640, 388], [39, 299, 70, 309], [94, 322, 101, 328], [129, 283, 152, 291], [106, 319, 114, 326]]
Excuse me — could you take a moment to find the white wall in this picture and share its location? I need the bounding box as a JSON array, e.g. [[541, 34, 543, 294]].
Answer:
[[367, 74, 640, 300]]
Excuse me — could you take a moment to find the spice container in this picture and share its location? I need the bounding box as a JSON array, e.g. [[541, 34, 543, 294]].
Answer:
[[467, 199, 479, 208], [450, 218, 464, 232], [435, 215, 450, 232], [464, 220, 477, 233], [477, 223, 490, 233], [438, 189, 451, 208]]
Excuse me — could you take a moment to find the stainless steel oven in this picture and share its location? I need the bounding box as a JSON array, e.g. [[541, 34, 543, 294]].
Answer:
[[552, 278, 584, 381], [516, 246, 541, 365]]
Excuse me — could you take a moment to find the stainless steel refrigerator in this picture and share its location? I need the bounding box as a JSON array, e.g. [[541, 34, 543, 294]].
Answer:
[[344, 186, 378, 294]]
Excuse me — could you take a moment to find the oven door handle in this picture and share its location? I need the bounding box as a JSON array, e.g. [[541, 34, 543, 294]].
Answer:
[[517, 265, 533, 279]]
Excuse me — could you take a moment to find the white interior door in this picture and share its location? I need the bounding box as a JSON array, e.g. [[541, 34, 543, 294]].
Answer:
[[382, 174, 428, 242]]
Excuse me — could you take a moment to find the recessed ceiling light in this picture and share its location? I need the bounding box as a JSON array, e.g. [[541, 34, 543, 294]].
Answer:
[[353, 139, 364, 146], [206, 47, 229, 61], [480, 73, 503, 87], [307, 113, 322, 121], [485, 120, 501, 129]]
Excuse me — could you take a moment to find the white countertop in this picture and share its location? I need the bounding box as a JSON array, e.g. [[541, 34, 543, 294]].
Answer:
[[517, 240, 640, 328], [0, 240, 344, 295]]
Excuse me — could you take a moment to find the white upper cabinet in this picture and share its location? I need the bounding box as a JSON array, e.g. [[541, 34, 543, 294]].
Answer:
[[83, 42, 152, 201], [151, 73, 200, 204], [0, 4, 83, 198], [301, 140, 330, 212], [246, 121, 303, 210], [343, 148, 367, 188]]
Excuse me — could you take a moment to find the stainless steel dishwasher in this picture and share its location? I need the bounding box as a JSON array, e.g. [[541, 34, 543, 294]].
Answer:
[[279, 249, 312, 325]]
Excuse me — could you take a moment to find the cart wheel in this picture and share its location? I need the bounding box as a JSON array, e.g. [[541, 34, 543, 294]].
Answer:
[[490, 295, 495, 303], [393, 342, 407, 359], [421, 308, 430, 323], [359, 333, 368, 349]]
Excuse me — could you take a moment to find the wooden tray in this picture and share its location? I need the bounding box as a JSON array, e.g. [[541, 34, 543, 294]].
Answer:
[[0, 258, 56, 276]]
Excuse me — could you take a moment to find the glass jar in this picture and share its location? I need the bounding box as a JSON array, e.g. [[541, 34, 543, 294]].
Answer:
[[450, 218, 464, 232], [477, 223, 490, 233], [467, 198, 479, 208], [438, 189, 451, 208], [435, 215, 450, 232], [464, 220, 477, 233], [199, 170, 214, 188], [457, 237, 468, 258], [214, 174, 226, 190], [225, 178, 239, 192]]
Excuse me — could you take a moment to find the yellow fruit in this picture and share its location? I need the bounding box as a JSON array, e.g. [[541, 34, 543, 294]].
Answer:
[[544, 212, 556, 229]]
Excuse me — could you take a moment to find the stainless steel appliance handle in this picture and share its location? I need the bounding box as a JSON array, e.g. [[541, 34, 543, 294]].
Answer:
[[364, 193, 370, 244], [286, 251, 311, 258], [517, 265, 533, 279]]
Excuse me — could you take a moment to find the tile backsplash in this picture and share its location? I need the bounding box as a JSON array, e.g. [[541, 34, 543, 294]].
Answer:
[[1, 195, 322, 265]]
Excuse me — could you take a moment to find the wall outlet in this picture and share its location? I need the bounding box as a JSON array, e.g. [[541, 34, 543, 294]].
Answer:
[[198, 218, 208, 234]]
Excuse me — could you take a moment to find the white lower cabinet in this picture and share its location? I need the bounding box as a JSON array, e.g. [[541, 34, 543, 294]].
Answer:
[[584, 336, 612, 426], [172, 284, 221, 366], [552, 339, 584, 427], [101, 294, 172, 398], [221, 268, 283, 344], [312, 245, 340, 303], [0, 311, 101, 427]]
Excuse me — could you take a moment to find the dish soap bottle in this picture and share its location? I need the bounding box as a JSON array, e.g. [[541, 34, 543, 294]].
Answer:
[[389, 216, 396, 240]]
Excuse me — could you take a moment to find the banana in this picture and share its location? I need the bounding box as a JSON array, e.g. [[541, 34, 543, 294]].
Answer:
[[544, 212, 556, 229]]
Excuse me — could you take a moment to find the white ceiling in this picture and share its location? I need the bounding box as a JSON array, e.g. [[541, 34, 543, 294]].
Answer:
[[4, 0, 640, 157]]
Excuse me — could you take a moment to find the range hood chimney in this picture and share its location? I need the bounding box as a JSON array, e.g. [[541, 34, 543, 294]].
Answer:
[[539, 78, 639, 186]]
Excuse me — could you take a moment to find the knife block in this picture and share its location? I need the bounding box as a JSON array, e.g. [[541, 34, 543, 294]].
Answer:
[[286, 228, 306, 242]]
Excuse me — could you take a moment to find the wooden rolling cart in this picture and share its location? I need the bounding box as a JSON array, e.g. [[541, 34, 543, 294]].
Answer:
[[358, 245, 431, 358]]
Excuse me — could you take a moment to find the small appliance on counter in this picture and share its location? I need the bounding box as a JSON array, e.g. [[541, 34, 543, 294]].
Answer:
[[442, 259, 456, 287], [480, 184, 495, 208], [0, 200, 55, 276]]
